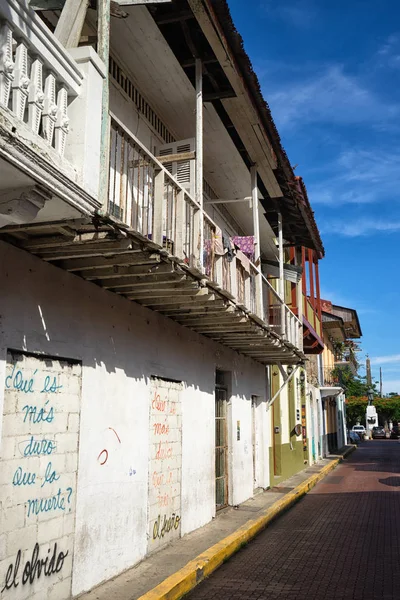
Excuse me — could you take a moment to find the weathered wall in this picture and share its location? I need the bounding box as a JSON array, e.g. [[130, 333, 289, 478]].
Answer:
[[0, 241, 267, 597]]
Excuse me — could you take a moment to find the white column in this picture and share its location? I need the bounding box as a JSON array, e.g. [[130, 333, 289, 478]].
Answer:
[[195, 58, 204, 271], [251, 165, 263, 317], [67, 47, 106, 198], [98, 0, 111, 209], [278, 212, 285, 336]]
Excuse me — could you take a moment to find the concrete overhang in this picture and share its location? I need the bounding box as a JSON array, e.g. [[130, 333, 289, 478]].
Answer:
[[320, 386, 343, 398]]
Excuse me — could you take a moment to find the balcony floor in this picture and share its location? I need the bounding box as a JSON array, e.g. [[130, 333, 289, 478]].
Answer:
[[0, 216, 304, 365]]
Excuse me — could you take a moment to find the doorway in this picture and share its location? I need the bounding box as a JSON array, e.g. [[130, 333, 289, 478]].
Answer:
[[215, 372, 229, 509], [252, 395, 261, 491]]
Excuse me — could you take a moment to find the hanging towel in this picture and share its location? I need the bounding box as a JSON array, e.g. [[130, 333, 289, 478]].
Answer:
[[231, 236, 255, 262]]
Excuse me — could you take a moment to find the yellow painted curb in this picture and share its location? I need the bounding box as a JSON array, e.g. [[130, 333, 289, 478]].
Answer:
[[138, 446, 356, 600]]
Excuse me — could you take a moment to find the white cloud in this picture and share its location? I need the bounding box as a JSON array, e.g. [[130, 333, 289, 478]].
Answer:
[[320, 218, 400, 237], [306, 147, 400, 208], [378, 34, 399, 55], [338, 149, 400, 185], [265, 65, 399, 130], [260, 0, 318, 28], [371, 354, 400, 365], [382, 379, 400, 395], [376, 34, 400, 68]]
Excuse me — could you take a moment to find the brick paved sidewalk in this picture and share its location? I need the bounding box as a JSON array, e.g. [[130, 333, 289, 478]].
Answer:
[[186, 440, 400, 600], [79, 452, 348, 600]]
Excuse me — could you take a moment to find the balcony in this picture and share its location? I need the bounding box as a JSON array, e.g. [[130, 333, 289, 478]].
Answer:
[[0, 1, 104, 227], [302, 295, 324, 354], [321, 367, 344, 388], [106, 116, 303, 363], [0, 79, 303, 365], [334, 350, 358, 375]]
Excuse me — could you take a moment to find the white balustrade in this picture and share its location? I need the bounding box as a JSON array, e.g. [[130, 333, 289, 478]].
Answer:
[[0, 0, 82, 157]]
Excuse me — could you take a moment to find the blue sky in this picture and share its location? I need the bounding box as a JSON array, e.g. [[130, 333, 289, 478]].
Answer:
[[228, 0, 400, 394]]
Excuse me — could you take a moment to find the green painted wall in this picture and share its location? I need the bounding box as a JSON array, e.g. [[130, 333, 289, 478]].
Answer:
[[269, 439, 308, 484], [269, 366, 310, 487]]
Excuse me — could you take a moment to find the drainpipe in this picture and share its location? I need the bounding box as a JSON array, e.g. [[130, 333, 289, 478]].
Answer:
[[98, 0, 111, 211], [195, 58, 204, 271]]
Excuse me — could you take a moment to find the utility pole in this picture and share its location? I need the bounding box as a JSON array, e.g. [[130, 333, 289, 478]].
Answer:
[[380, 367, 383, 398]]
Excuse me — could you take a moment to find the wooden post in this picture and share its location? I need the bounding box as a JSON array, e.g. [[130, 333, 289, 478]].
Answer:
[[54, 0, 89, 48], [98, 0, 111, 211], [195, 58, 204, 271], [315, 256, 322, 332], [174, 190, 185, 259], [301, 246, 307, 319], [251, 165, 263, 318], [296, 247, 303, 352], [290, 247, 297, 312], [308, 249, 316, 330], [278, 212, 285, 337], [153, 169, 165, 247]]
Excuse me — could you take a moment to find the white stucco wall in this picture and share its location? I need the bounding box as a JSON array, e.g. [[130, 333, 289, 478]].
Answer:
[[0, 241, 268, 597]]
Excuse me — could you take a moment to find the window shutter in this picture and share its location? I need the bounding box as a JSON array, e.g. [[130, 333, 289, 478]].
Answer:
[[156, 138, 195, 196]]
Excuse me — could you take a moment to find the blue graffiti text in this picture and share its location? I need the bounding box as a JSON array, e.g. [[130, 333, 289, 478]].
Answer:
[[12, 467, 36, 487], [22, 436, 56, 457], [5, 366, 37, 394], [41, 376, 62, 394], [41, 462, 60, 488], [27, 487, 67, 517], [23, 400, 54, 424]]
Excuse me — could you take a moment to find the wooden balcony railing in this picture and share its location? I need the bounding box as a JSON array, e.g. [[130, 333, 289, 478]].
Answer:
[[108, 117, 303, 352], [0, 0, 82, 157], [304, 296, 322, 338], [263, 276, 303, 350], [109, 115, 203, 268]]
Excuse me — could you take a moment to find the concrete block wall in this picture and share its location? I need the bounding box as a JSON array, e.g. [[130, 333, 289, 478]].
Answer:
[[0, 352, 81, 600], [0, 241, 268, 597]]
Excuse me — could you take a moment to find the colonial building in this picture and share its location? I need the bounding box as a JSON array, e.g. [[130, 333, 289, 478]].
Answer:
[[320, 300, 362, 453], [0, 1, 324, 598]]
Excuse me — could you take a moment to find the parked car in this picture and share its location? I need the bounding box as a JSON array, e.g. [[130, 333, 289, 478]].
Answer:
[[372, 426, 386, 439], [390, 425, 400, 439], [352, 425, 366, 438]]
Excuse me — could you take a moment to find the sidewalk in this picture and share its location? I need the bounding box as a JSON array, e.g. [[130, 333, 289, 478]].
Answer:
[[79, 446, 355, 600]]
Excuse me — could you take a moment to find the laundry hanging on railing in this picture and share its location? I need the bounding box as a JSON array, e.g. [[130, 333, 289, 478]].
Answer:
[[231, 236, 255, 262], [222, 234, 236, 262], [214, 226, 225, 255]]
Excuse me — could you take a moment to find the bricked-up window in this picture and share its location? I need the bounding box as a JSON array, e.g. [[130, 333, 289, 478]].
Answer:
[[1, 350, 82, 599], [148, 376, 182, 552]]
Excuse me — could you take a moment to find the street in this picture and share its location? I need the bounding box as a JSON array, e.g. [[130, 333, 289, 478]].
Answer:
[[186, 441, 400, 600]]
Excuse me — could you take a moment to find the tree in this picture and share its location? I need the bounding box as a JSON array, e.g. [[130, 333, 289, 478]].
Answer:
[[346, 395, 400, 427], [345, 397, 367, 427], [331, 365, 377, 397]]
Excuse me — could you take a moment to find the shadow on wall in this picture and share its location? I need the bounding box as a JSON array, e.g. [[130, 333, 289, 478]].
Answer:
[[0, 241, 266, 397]]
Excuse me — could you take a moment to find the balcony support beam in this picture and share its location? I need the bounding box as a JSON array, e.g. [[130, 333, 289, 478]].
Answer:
[[267, 364, 300, 409], [54, 0, 89, 48]]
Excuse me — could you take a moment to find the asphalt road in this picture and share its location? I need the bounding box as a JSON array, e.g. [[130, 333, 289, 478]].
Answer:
[[186, 440, 400, 600]]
